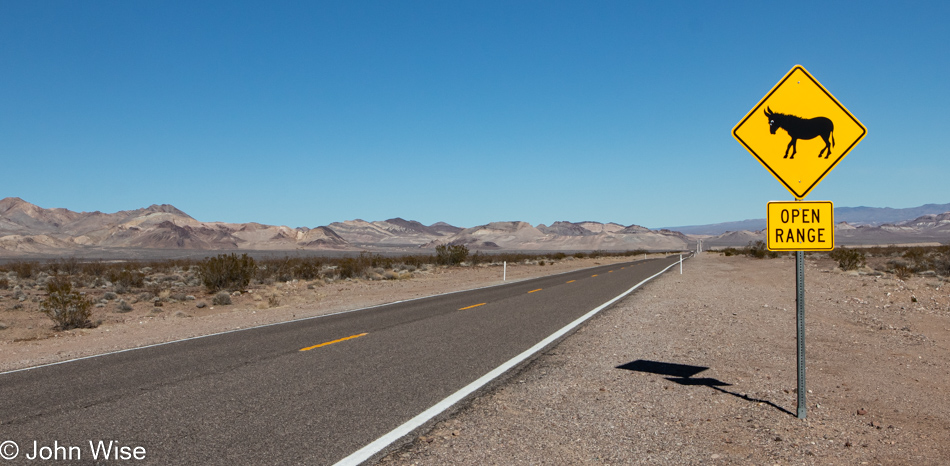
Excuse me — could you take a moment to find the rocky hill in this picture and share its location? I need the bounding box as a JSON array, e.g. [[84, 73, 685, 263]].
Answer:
[[0, 198, 350, 256], [425, 221, 689, 251], [326, 218, 459, 246]]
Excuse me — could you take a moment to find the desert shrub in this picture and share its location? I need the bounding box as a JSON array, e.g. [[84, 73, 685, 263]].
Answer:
[[54, 257, 82, 275], [103, 291, 118, 301], [552, 252, 567, 260], [12, 285, 26, 301], [108, 267, 145, 289], [720, 247, 741, 256], [573, 252, 587, 259], [902, 247, 928, 271], [0, 277, 8, 290], [830, 247, 866, 271], [40, 277, 95, 330], [268, 294, 281, 307], [146, 282, 167, 297], [931, 245, 950, 276], [745, 240, 780, 259], [212, 291, 232, 305], [81, 260, 108, 277], [366, 252, 393, 270], [198, 253, 256, 292], [115, 299, 133, 312], [261, 257, 314, 282], [8, 260, 36, 279], [469, 251, 486, 266], [436, 244, 469, 266], [292, 258, 322, 281], [891, 262, 912, 280], [333, 252, 389, 279], [336, 257, 365, 279], [399, 254, 430, 269]]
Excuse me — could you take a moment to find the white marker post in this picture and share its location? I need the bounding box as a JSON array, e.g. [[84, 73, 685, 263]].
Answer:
[[503, 261, 506, 281], [679, 254, 683, 274]]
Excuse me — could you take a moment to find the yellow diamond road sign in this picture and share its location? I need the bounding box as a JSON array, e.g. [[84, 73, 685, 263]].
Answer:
[[733, 65, 866, 199]]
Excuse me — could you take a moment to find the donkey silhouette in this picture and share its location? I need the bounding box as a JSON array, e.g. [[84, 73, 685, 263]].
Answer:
[[764, 107, 834, 159]]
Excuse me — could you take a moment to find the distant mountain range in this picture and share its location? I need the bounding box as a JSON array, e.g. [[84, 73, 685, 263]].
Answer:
[[2, 197, 947, 258], [665, 203, 950, 235], [0, 198, 689, 258]]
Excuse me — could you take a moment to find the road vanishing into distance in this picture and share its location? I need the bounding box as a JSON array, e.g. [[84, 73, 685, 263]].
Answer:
[[0, 256, 682, 465]]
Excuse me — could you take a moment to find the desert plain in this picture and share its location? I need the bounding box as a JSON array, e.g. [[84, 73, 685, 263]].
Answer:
[[2, 252, 949, 465]]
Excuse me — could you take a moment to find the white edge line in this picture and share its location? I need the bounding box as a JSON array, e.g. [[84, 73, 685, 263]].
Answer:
[[333, 259, 681, 466], [0, 258, 656, 376]]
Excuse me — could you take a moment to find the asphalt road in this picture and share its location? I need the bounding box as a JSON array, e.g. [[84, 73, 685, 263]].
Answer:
[[0, 256, 680, 465]]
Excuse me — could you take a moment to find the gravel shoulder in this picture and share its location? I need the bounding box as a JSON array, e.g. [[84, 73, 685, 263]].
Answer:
[[378, 253, 950, 465]]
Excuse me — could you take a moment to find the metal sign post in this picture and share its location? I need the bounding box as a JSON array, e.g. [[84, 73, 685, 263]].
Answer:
[[796, 250, 806, 419], [734, 65, 866, 420]]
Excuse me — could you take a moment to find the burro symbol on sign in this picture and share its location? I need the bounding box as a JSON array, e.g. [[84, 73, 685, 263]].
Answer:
[[764, 107, 835, 159], [733, 65, 866, 199], [767, 201, 834, 251]]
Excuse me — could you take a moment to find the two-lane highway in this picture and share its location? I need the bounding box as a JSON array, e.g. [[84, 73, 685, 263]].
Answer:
[[0, 256, 682, 465]]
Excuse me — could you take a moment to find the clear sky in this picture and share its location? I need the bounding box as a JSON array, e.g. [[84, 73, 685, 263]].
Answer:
[[2, 1, 947, 229]]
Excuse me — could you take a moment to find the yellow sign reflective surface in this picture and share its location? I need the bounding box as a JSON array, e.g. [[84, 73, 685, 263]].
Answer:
[[767, 201, 834, 251], [734, 66, 866, 199]]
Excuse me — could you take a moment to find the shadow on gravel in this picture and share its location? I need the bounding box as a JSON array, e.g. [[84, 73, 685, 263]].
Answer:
[[617, 359, 794, 417]]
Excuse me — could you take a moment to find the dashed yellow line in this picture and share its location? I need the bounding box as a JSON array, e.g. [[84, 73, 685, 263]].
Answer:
[[459, 303, 487, 310], [566, 280, 576, 283], [608, 270, 614, 273], [592, 274, 598, 277], [300, 333, 368, 351], [528, 288, 543, 293]]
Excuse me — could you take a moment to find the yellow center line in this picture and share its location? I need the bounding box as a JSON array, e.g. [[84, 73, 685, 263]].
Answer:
[[566, 280, 576, 283], [528, 288, 542, 293], [592, 274, 598, 277], [300, 333, 368, 351], [459, 303, 487, 310], [608, 270, 614, 273]]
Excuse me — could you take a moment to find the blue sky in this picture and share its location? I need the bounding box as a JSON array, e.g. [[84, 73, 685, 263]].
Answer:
[[2, 1, 947, 229]]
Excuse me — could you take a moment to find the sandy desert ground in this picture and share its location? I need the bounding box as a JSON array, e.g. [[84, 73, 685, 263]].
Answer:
[[2, 253, 949, 465]]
